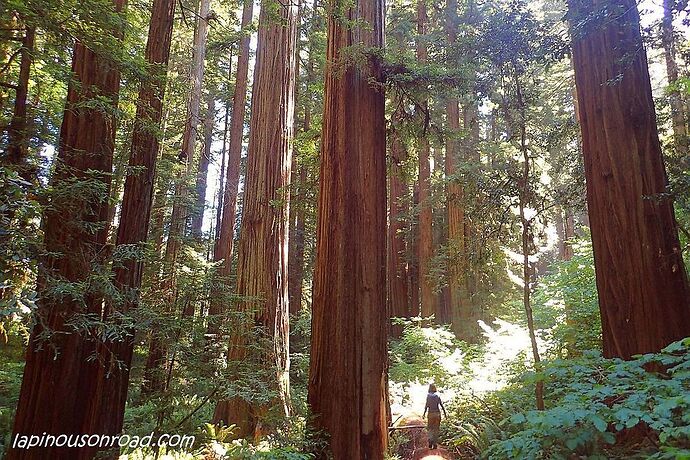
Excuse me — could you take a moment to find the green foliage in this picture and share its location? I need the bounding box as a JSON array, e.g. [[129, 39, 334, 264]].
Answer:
[[532, 237, 602, 357], [484, 338, 690, 459]]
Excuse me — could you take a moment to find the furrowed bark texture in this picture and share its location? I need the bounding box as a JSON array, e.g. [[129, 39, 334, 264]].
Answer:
[[101, 0, 176, 432], [307, 0, 388, 455], [569, 0, 690, 359], [445, 0, 470, 339], [213, 0, 298, 436], [9, 0, 126, 457]]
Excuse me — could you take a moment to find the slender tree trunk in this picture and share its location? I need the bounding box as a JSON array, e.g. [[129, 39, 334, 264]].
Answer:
[[416, 0, 435, 320], [8, 0, 126, 457], [207, 0, 254, 335], [142, 0, 211, 394], [191, 92, 215, 238], [388, 117, 410, 337], [213, 0, 298, 436], [5, 23, 34, 178], [661, 0, 688, 153], [408, 182, 421, 316], [568, 0, 690, 359], [215, 58, 233, 240], [307, 0, 388, 454], [515, 74, 544, 411], [288, 161, 307, 315]]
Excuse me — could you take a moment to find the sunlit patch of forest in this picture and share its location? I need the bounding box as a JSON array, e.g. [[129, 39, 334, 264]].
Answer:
[[1, 0, 690, 457]]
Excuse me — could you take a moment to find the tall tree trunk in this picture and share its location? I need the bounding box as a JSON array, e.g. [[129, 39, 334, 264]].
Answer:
[[207, 0, 254, 335], [568, 0, 690, 359], [416, 0, 435, 320], [388, 118, 410, 337], [8, 0, 126, 457], [191, 92, 215, 238], [5, 23, 34, 178], [142, 0, 211, 394], [288, 162, 307, 315], [408, 182, 421, 316], [661, 0, 688, 153], [212, 0, 298, 436], [445, 0, 471, 340], [96, 0, 176, 438], [215, 57, 233, 240], [515, 74, 544, 411], [307, 0, 388, 455]]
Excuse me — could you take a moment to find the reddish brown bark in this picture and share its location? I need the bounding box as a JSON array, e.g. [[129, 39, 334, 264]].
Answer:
[[208, 0, 254, 331], [5, 23, 34, 177], [388, 121, 410, 337], [416, 0, 435, 320], [214, 0, 253, 266], [307, 0, 388, 455], [212, 0, 298, 436], [569, 0, 690, 359], [8, 0, 126, 457], [408, 183, 421, 316]]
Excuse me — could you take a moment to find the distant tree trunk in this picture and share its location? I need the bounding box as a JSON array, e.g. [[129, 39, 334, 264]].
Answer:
[[212, 0, 298, 436], [215, 57, 233, 240], [142, 0, 211, 394], [288, 3, 316, 315], [207, 0, 254, 336], [408, 182, 420, 316], [416, 0, 435, 320], [388, 118, 410, 337], [164, 0, 211, 265], [191, 92, 215, 238], [288, 162, 307, 315], [307, 0, 388, 454], [515, 74, 545, 411], [5, 23, 34, 178], [568, 0, 690, 359], [661, 0, 688, 152], [8, 0, 126, 457]]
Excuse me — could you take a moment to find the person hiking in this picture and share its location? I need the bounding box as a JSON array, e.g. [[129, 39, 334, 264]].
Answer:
[[422, 383, 447, 450]]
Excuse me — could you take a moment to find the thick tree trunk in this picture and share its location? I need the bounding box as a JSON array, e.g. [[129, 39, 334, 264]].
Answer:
[[388, 120, 410, 337], [100, 0, 176, 436], [307, 0, 388, 455], [208, 0, 254, 334], [191, 93, 215, 238], [445, 0, 471, 340], [569, 0, 690, 359], [416, 0, 435, 320], [8, 1, 126, 457], [212, 0, 298, 436]]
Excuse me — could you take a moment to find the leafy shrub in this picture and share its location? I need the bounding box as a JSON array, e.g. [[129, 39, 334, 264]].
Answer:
[[485, 338, 690, 459]]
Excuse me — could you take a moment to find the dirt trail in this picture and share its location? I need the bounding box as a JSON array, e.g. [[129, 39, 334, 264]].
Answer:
[[391, 416, 455, 460]]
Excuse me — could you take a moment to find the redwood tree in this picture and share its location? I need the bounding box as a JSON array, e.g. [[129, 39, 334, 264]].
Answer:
[[568, 0, 690, 359], [9, 0, 126, 457], [213, 0, 298, 435], [307, 0, 388, 455]]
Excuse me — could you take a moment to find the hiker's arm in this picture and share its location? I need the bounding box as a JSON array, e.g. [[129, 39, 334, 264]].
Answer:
[[423, 402, 427, 417], [440, 399, 447, 418]]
